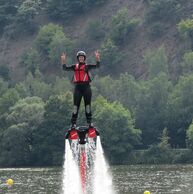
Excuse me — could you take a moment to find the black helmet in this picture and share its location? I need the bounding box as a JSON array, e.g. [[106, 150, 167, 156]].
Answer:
[[77, 51, 86, 59]]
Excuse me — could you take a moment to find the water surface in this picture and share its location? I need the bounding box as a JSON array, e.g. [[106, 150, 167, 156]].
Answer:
[[1, 164, 193, 194]]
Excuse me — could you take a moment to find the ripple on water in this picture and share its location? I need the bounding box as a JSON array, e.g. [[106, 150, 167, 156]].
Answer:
[[1, 164, 193, 194]]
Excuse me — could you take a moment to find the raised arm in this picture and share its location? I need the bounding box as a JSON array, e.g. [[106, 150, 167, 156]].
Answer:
[[87, 50, 101, 70], [61, 52, 75, 71]]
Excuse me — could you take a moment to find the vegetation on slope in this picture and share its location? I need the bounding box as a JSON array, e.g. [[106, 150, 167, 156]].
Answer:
[[1, 0, 193, 165]]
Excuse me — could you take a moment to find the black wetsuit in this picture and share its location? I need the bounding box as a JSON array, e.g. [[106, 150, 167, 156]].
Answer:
[[62, 61, 100, 125]]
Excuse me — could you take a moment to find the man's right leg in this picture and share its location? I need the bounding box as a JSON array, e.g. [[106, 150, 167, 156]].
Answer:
[[71, 86, 82, 127]]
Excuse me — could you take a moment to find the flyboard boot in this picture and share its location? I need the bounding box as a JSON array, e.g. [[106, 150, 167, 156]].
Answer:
[[88, 123, 99, 139], [65, 124, 78, 140], [65, 123, 99, 144]]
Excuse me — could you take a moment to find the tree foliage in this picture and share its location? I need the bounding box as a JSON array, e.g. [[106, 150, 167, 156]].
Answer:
[[110, 8, 139, 45], [146, 0, 182, 23], [0, 97, 45, 166], [0, 0, 20, 32], [135, 73, 172, 147], [17, 0, 42, 25], [100, 38, 122, 75], [168, 74, 193, 147], [34, 23, 73, 69], [93, 96, 141, 163], [144, 46, 169, 79], [181, 52, 193, 75], [46, 0, 107, 20], [87, 19, 105, 40], [178, 18, 193, 50], [1, 0, 193, 166], [32, 93, 72, 166], [187, 121, 193, 149]]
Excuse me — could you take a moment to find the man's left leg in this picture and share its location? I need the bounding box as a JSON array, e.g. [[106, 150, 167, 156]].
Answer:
[[83, 85, 92, 126]]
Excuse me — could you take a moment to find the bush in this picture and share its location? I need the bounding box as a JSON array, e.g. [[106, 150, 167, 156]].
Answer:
[[0, 65, 10, 81], [187, 120, 193, 149], [0, 0, 20, 33], [87, 20, 105, 40], [178, 18, 193, 50], [178, 19, 193, 37], [48, 30, 73, 64], [17, 0, 42, 23], [35, 23, 63, 56], [46, 0, 107, 21], [110, 8, 140, 45], [93, 96, 141, 164], [180, 52, 193, 75], [100, 38, 123, 75], [144, 46, 169, 78], [148, 22, 166, 38], [34, 23, 73, 65], [2, 22, 21, 40], [146, 0, 182, 24], [20, 48, 40, 75], [1, 0, 41, 38]]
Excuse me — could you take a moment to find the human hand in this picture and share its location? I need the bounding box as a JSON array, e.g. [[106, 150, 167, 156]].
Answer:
[[95, 50, 100, 62], [61, 52, 66, 64]]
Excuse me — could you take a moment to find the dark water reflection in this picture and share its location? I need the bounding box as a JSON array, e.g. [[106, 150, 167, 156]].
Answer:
[[1, 164, 193, 194], [112, 164, 193, 194]]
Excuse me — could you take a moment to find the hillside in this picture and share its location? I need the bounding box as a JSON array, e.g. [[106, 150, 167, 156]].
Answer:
[[2, 0, 193, 166], [1, 0, 193, 81]]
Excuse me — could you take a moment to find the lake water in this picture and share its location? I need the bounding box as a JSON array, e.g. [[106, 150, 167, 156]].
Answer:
[[1, 164, 193, 194]]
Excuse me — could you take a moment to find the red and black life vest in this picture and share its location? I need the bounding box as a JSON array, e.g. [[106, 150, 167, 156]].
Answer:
[[73, 63, 90, 83]]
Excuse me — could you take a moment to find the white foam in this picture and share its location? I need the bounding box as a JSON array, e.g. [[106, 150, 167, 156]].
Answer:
[[93, 137, 115, 194], [62, 137, 115, 194], [62, 140, 82, 194]]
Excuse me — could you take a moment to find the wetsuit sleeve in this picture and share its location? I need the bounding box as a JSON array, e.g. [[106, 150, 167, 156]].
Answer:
[[62, 64, 75, 71], [87, 61, 100, 70]]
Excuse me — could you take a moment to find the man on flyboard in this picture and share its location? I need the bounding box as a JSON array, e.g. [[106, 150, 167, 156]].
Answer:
[[61, 50, 100, 132]]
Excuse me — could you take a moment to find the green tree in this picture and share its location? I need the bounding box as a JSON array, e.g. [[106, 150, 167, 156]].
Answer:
[[144, 46, 169, 79], [34, 23, 73, 68], [93, 75, 116, 100], [0, 65, 10, 81], [178, 18, 193, 50], [146, 0, 182, 24], [87, 19, 105, 40], [0, 97, 45, 166], [168, 74, 193, 147], [93, 96, 141, 163], [6, 96, 45, 126], [0, 88, 20, 131], [52, 76, 72, 95], [0, 88, 20, 114], [0, 78, 8, 96], [181, 52, 193, 75], [46, 0, 106, 20], [20, 48, 40, 75], [135, 73, 172, 147], [94, 73, 140, 113], [159, 128, 170, 150], [110, 8, 139, 45], [0, 123, 30, 166], [0, 0, 21, 32], [48, 30, 73, 64], [34, 23, 64, 56], [115, 73, 140, 112], [32, 93, 72, 165], [100, 38, 122, 75], [187, 120, 193, 149], [17, 0, 41, 21], [17, 0, 41, 31], [21, 72, 53, 100]]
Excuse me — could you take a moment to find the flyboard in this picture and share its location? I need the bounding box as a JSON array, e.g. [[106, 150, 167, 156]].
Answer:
[[65, 126, 99, 194]]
